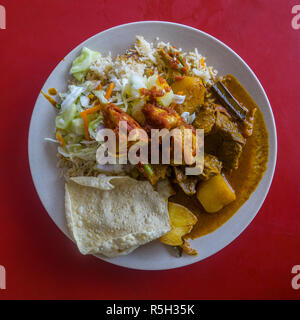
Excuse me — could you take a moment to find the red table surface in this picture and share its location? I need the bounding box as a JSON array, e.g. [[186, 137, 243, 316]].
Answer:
[[0, 0, 299, 300]]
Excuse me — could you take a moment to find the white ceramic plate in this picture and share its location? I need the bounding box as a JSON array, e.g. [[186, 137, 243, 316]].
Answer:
[[28, 21, 277, 270]]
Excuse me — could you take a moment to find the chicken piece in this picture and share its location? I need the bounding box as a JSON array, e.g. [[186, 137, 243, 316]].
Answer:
[[171, 76, 206, 114], [142, 104, 198, 166], [101, 103, 156, 184], [102, 103, 142, 134], [102, 103, 143, 157], [142, 103, 181, 130]]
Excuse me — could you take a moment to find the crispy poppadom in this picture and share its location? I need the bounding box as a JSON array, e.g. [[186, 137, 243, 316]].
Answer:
[[65, 175, 172, 257]]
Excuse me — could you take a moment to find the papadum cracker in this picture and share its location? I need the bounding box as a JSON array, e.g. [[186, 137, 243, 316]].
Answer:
[[65, 175, 171, 257]]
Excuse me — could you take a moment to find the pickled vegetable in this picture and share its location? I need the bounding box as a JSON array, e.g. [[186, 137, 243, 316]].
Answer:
[[159, 202, 198, 246]]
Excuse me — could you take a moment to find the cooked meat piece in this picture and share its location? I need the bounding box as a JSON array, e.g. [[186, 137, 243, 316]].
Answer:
[[193, 103, 216, 135], [214, 111, 245, 145], [171, 76, 206, 114], [173, 166, 198, 196], [217, 140, 243, 170], [193, 103, 235, 135], [193, 107, 245, 171], [214, 104, 232, 118], [204, 133, 223, 155], [211, 111, 245, 170], [152, 164, 169, 181], [200, 153, 223, 180]]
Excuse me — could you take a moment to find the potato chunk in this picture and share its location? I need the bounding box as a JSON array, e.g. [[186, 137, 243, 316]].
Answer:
[[159, 202, 198, 246], [197, 174, 236, 213], [171, 76, 206, 114]]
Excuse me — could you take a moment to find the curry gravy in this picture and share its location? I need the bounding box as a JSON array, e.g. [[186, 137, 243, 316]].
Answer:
[[170, 74, 269, 239]]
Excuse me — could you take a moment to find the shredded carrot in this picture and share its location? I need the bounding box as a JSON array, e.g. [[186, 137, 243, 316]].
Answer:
[[80, 104, 102, 117], [79, 104, 102, 140], [105, 83, 115, 99], [95, 83, 102, 91], [80, 113, 90, 140], [200, 57, 205, 68], [177, 91, 184, 95], [56, 132, 66, 147]]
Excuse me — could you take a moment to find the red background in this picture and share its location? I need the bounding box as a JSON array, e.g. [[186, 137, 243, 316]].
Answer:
[[0, 0, 299, 300]]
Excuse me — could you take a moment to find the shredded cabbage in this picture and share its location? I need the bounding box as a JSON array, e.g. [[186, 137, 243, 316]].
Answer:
[[70, 47, 100, 82], [58, 143, 97, 161], [147, 74, 174, 107], [70, 118, 85, 136], [93, 89, 108, 104], [80, 95, 90, 107], [56, 103, 78, 130], [61, 85, 85, 112], [126, 74, 147, 98], [181, 112, 196, 124], [157, 91, 174, 107], [88, 114, 104, 140], [172, 94, 186, 104]]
